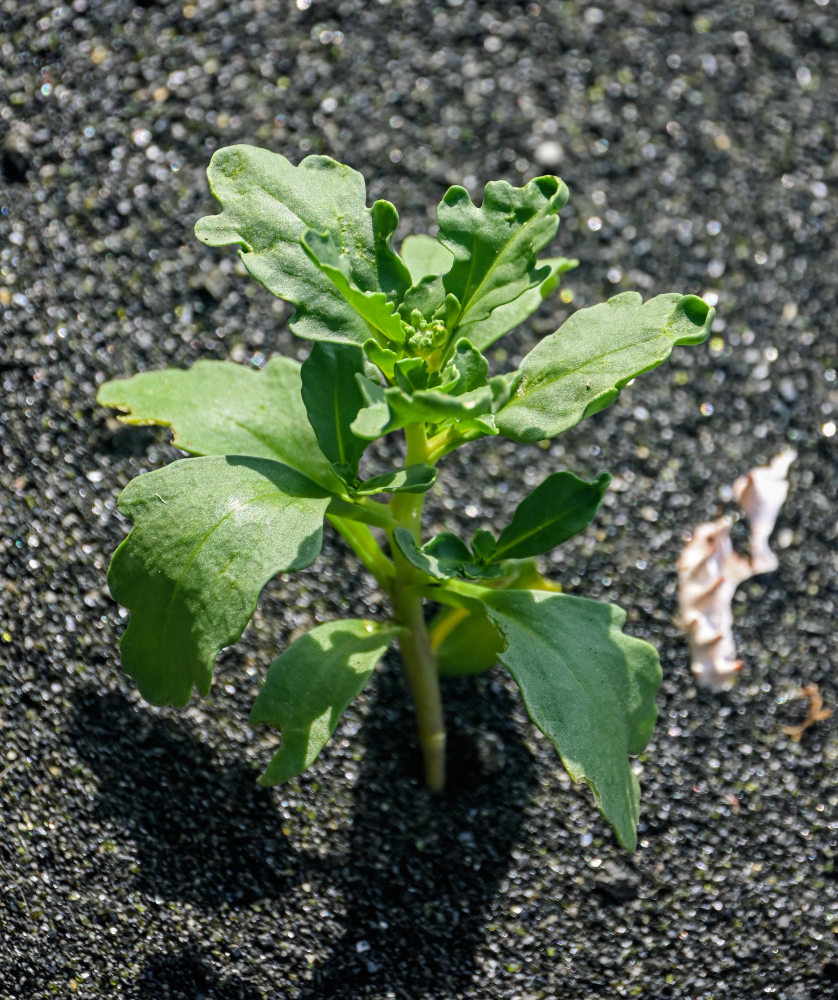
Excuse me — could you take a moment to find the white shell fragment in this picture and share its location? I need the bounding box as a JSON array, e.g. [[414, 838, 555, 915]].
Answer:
[[677, 449, 796, 689]]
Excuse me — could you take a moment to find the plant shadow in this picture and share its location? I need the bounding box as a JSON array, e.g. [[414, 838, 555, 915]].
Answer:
[[70, 663, 537, 998], [296, 661, 538, 1000], [69, 689, 307, 908]]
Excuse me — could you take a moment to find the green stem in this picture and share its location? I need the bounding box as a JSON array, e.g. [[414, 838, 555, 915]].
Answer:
[[327, 515, 394, 590], [390, 579, 446, 792], [386, 422, 447, 792], [327, 495, 397, 530]]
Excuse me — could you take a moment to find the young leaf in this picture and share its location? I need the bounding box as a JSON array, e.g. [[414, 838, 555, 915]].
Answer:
[[497, 292, 713, 443], [362, 339, 399, 379], [393, 528, 503, 580], [443, 339, 489, 394], [300, 342, 372, 479], [302, 226, 407, 345], [470, 528, 497, 563], [399, 275, 448, 324], [250, 619, 399, 785], [350, 372, 497, 441], [490, 470, 611, 562], [351, 465, 437, 496], [480, 589, 661, 850], [395, 529, 474, 580], [109, 456, 331, 707], [195, 146, 410, 345], [392, 357, 430, 392], [97, 357, 342, 493], [400, 233, 454, 283], [455, 257, 578, 351], [386, 382, 495, 428], [438, 176, 569, 332]]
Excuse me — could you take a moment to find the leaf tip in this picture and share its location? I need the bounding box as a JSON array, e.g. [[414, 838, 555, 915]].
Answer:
[[674, 294, 715, 343]]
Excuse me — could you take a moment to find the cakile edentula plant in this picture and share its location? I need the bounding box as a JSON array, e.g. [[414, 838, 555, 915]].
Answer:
[[98, 145, 713, 850]]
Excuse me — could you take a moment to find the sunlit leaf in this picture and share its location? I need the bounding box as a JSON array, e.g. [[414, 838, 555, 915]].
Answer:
[[490, 470, 611, 561], [109, 456, 330, 706], [497, 292, 713, 442], [438, 175, 569, 333], [195, 145, 410, 345], [97, 357, 342, 492]]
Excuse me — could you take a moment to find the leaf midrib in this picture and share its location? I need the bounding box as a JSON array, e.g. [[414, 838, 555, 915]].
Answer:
[[454, 193, 556, 327], [492, 494, 597, 561], [492, 600, 628, 759]]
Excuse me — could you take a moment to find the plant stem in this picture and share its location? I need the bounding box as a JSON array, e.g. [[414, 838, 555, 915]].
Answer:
[[390, 577, 446, 792], [327, 515, 394, 590], [387, 423, 447, 792]]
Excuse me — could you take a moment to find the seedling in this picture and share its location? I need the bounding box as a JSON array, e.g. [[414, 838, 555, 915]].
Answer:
[[99, 145, 712, 850]]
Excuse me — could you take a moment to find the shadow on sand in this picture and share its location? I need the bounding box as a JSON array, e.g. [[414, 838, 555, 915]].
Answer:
[[70, 660, 537, 998]]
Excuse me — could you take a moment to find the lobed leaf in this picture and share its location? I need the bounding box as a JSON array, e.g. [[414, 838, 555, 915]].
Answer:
[[194, 145, 410, 345], [108, 456, 331, 707], [350, 374, 497, 441], [497, 292, 713, 443], [438, 175, 569, 333], [491, 470, 611, 562], [97, 357, 342, 492], [250, 619, 399, 785], [481, 589, 661, 850], [302, 225, 407, 345], [387, 383, 495, 428]]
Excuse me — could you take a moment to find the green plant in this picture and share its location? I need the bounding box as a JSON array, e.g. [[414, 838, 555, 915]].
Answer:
[[98, 145, 713, 850]]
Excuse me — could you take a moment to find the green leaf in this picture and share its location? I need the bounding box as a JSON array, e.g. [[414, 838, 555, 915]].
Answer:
[[491, 470, 611, 562], [400, 275, 447, 322], [302, 223, 407, 345], [108, 456, 331, 707], [363, 339, 399, 379], [393, 528, 465, 580], [438, 176, 569, 332], [393, 528, 503, 581], [387, 383, 495, 427], [392, 357, 430, 392], [497, 292, 714, 443], [97, 357, 342, 493], [300, 342, 371, 478], [350, 372, 496, 440], [351, 375, 395, 439], [250, 619, 399, 785], [481, 589, 661, 850], [400, 233, 454, 284], [455, 257, 577, 351], [470, 528, 497, 563], [443, 339, 489, 394], [194, 145, 410, 345], [351, 464, 438, 496], [430, 561, 562, 678]]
